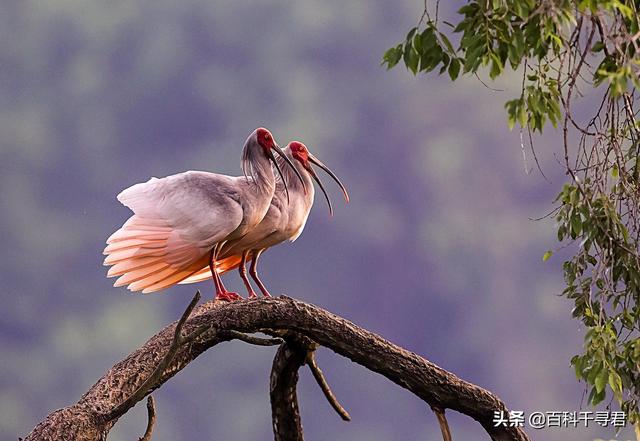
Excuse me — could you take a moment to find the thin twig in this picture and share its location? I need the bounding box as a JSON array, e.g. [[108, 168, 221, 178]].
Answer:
[[99, 291, 202, 422], [527, 124, 551, 183], [528, 205, 561, 221], [138, 396, 156, 441], [418, 0, 429, 27], [306, 351, 351, 421], [473, 72, 504, 91], [432, 406, 453, 441]]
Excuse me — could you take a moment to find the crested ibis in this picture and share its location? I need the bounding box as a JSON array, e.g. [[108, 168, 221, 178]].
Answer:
[[180, 141, 349, 297], [103, 128, 304, 301]]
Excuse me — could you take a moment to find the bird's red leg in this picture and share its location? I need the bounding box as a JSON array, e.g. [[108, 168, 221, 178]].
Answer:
[[249, 248, 271, 297], [210, 244, 242, 302], [238, 250, 258, 298], [209, 247, 224, 294]]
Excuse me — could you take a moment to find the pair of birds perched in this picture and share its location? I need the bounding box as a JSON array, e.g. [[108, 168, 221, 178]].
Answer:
[[103, 128, 349, 301]]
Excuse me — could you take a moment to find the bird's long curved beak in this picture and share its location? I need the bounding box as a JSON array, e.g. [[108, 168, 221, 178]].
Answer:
[[304, 164, 333, 215], [270, 144, 307, 203], [308, 153, 350, 204]]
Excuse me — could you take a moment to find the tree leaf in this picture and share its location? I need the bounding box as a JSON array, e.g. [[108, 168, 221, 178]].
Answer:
[[404, 44, 419, 75], [448, 58, 461, 80], [595, 368, 607, 393], [382, 45, 403, 69]]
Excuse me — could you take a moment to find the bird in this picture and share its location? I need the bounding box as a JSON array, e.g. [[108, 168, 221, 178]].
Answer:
[[179, 141, 349, 297], [103, 127, 305, 301]]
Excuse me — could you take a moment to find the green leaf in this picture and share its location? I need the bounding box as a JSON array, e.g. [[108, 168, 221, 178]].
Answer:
[[595, 368, 607, 393], [382, 45, 403, 70], [587, 360, 602, 384], [571, 355, 584, 379], [489, 53, 503, 80], [448, 58, 461, 80], [505, 98, 523, 130], [570, 213, 582, 237], [419, 28, 438, 53], [439, 32, 456, 54], [611, 2, 633, 19], [609, 371, 623, 399], [589, 386, 606, 405], [557, 225, 566, 241], [406, 27, 418, 42], [543, 250, 553, 261], [404, 44, 419, 75]]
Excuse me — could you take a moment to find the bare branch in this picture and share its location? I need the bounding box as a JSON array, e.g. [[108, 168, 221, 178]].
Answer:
[[24, 295, 530, 441], [138, 396, 156, 441], [432, 406, 453, 441], [306, 351, 351, 421], [270, 339, 306, 441], [99, 291, 202, 423]]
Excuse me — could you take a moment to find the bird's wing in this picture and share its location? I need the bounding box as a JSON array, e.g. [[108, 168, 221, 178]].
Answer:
[[179, 191, 295, 286], [104, 171, 244, 293], [178, 266, 213, 284]]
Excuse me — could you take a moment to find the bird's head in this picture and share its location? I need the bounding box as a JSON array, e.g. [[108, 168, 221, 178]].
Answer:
[[247, 128, 306, 201], [288, 141, 349, 216], [256, 127, 276, 152]]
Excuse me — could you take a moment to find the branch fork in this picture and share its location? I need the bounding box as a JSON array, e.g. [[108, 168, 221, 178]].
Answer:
[[23, 294, 529, 441]]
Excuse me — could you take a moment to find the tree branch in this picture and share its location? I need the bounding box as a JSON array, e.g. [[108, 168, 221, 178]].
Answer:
[[138, 396, 156, 441], [268, 331, 349, 441], [99, 291, 203, 424], [270, 337, 307, 441], [305, 351, 351, 421], [23, 295, 529, 441], [432, 406, 453, 441]]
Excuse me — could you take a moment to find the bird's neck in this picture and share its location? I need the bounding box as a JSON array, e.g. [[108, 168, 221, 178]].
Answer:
[[276, 154, 314, 196], [242, 144, 276, 194]]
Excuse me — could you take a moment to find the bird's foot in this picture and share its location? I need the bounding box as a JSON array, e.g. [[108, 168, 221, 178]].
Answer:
[[215, 291, 243, 302], [261, 291, 272, 298], [247, 291, 258, 299]]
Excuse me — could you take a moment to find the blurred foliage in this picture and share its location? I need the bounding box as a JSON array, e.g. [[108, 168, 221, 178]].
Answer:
[[386, 0, 640, 428]]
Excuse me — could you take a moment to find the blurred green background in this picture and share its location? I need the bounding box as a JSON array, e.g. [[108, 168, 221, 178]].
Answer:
[[1, 1, 635, 440]]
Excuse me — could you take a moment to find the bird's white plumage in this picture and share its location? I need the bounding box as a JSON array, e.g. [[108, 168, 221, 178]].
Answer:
[[103, 174, 240, 292], [180, 144, 315, 285], [117, 172, 245, 247], [104, 128, 283, 294]]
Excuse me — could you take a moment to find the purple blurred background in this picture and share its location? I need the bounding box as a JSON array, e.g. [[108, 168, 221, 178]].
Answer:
[[1, 1, 634, 440]]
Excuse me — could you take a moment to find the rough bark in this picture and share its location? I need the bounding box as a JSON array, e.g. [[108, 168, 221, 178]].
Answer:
[[269, 335, 309, 441], [23, 295, 530, 441]]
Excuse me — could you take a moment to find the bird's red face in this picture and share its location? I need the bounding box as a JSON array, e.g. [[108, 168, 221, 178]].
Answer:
[[256, 128, 276, 153], [251, 128, 307, 201], [289, 141, 309, 166], [286, 140, 349, 215]]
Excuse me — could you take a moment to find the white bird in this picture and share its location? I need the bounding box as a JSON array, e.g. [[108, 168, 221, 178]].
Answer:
[[103, 128, 304, 301], [180, 141, 349, 297]]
